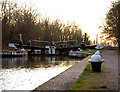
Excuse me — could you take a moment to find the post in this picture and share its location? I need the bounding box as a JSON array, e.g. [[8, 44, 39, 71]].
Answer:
[[96, 34, 98, 45], [20, 34, 23, 44], [29, 40, 32, 46], [91, 62, 102, 72], [19, 34, 24, 51], [51, 46, 56, 54], [45, 46, 51, 54], [88, 51, 104, 72], [81, 34, 85, 50], [83, 34, 85, 43], [48, 48, 51, 54]]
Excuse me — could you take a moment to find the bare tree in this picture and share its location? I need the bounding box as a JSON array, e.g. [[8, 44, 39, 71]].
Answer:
[[102, 1, 120, 49]]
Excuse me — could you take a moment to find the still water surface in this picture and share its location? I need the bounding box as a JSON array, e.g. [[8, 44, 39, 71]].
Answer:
[[0, 56, 81, 91]]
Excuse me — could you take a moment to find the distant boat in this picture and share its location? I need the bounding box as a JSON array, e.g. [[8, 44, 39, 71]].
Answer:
[[0, 51, 26, 57], [69, 50, 92, 58]]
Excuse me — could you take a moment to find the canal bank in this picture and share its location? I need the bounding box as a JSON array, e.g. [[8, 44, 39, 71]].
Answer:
[[34, 50, 119, 91], [1, 56, 81, 91], [70, 50, 118, 91], [33, 55, 91, 90]]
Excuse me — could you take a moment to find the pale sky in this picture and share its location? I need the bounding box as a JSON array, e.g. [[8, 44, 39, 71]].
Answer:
[[15, 0, 117, 43]]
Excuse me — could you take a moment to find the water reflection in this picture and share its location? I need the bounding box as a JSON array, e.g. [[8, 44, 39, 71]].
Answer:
[[2, 56, 79, 69], [1, 56, 81, 91]]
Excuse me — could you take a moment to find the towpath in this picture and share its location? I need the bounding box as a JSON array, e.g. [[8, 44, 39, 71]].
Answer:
[[33, 56, 90, 90], [33, 50, 119, 91], [101, 50, 119, 91]]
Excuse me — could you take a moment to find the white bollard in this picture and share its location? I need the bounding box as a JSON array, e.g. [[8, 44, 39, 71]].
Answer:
[[89, 51, 103, 62], [88, 51, 104, 72], [51, 46, 56, 54], [49, 48, 51, 54], [45, 46, 51, 54]]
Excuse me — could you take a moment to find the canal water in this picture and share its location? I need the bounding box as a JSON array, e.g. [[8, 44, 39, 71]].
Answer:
[[0, 56, 81, 91]]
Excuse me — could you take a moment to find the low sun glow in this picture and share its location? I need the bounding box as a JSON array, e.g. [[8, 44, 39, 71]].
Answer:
[[13, 0, 117, 43]]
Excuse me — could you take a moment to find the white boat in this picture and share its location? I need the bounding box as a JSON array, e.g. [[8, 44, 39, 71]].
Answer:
[[1, 51, 27, 57]]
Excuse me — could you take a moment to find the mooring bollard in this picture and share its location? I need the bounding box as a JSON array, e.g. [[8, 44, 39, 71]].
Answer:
[[45, 46, 51, 54], [88, 51, 104, 72]]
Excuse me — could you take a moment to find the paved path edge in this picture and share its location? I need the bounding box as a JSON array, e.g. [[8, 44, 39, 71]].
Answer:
[[33, 55, 91, 90]]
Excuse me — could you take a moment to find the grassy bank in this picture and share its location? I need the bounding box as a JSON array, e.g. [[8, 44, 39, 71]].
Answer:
[[69, 50, 108, 91], [117, 50, 120, 54], [69, 63, 107, 91], [77, 50, 108, 54], [70, 64, 92, 90]]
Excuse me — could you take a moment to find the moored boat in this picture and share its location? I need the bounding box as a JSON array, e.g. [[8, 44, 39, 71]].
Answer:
[[0, 51, 26, 57]]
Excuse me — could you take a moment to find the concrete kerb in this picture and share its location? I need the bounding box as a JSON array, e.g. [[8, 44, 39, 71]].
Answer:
[[34, 55, 92, 90]]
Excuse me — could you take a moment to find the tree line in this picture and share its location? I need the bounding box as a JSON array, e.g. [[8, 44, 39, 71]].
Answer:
[[101, 1, 120, 49], [1, 0, 90, 50]]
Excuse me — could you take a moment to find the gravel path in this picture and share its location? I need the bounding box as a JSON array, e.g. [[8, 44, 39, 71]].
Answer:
[[33, 50, 119, 91]]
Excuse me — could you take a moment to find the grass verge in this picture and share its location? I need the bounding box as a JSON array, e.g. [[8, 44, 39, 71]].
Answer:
[[69, 50, 109, 91], [69, 63, 107, 91], [77, 50, 108, 54], [117, 50, 120, 54], [70, 64, 92, 90]]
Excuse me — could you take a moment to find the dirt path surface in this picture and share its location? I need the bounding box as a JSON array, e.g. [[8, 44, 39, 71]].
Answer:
[[101, 50, 118, 90], [33, 50, 119, 91]]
